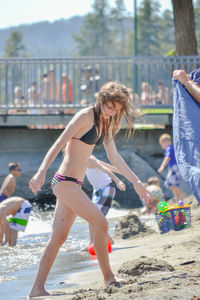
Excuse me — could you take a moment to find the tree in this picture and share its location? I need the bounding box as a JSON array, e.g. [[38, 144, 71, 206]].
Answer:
[[172, 0, 197, 55], [137, 0, 161, 56], [3, 30, 26, 58], [74, 0, 112, 56], [158, 9, 175, 56], [74, 13, 100, 56], [110, 0, 127, 55], [194, 0, 200, 53]]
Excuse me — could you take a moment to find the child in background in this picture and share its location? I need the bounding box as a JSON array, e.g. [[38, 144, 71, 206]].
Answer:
[[158, 133, 184, 201], [0, 197, 32, 246], [146, 177, 164, 213], [86, 155, 126, 247], [0, 162, 22, 203], [141, 177, 164, 214]]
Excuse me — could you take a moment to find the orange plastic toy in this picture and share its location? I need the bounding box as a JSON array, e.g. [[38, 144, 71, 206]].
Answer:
[[88, 238, 112, 256]]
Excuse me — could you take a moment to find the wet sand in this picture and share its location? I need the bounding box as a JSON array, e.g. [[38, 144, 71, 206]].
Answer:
[[33, 196, 200, 300]]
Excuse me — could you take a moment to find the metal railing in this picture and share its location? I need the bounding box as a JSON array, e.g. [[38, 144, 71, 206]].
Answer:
[[0, 55, 200, 114]]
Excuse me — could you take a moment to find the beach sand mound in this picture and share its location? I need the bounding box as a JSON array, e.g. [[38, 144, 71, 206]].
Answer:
[[47, 195, 200, 299], [113, 212, 155, 239], [118, 257, 175, 276]]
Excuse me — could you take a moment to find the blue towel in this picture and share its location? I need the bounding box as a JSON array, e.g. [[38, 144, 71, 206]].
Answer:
[[173, 68, 200, 203]]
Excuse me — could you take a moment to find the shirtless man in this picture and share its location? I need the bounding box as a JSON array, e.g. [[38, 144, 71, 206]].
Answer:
[[0, 162, 22, 202], [0, 197, 32, 246]]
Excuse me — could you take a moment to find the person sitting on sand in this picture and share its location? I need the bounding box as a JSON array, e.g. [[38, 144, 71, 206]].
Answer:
[[85, 154, 126, 248], [147, 177, 164, 213], [28, 81, 152, 298], [0, 197, 32, 246], [0, 162, 22, 203]]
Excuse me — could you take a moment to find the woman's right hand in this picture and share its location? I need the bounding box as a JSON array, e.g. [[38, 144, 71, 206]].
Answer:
[[133, 181, 152, 205], [29, 171, 46, 195]]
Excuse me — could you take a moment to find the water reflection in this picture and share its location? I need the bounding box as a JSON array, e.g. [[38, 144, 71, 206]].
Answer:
[[0, 207, 127, 300]]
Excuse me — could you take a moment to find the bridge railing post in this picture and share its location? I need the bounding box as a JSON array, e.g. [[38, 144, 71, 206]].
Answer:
[[5, 62, 8, 115]]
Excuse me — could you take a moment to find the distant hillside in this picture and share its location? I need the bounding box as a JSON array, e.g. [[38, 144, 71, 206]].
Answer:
[[0, 16, 84, 58]]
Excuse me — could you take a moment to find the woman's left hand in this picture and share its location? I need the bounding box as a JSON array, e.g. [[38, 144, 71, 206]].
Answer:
[[133, 181, 152, 205], [29, 171, 46, 195], [116, 180, 126, 191]]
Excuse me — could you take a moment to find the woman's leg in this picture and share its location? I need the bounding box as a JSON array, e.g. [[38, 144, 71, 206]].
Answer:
[[54, 182, 115, 285], [91, 184, 115, 245], [29, 200, 76, 298]]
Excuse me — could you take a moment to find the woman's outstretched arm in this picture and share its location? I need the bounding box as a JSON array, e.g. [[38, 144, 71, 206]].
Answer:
[[103, 130, 151, 203], [87, 155, 126, 191]]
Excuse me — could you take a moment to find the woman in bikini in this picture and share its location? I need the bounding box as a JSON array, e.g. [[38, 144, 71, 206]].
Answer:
[[29, 81, 151, 298]]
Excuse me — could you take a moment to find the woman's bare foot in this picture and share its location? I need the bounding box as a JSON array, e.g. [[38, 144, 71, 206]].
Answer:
[[105, 275, 127, 288], [104, 274, 119, 287], [105, 279, 121, 288], [107, 281, 121, 288], [29, 287, 50, 298]]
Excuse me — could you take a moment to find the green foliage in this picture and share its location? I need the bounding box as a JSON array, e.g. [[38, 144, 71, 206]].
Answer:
[[166, 49, 177, 56], [74, 0, 113, 56], [75, 0, 176, 57], [137, 0, 161, 56], [157, 9, 175, 55], [3, 30, 26, 58], [110, 0, 128, 55], [1, 0, 200, 58]]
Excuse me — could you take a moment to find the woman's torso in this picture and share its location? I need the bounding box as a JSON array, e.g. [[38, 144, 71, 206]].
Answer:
[[57, 107, 104, 180]]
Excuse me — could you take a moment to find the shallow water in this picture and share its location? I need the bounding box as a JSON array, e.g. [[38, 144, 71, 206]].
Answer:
[[0, 207, 130, 300]]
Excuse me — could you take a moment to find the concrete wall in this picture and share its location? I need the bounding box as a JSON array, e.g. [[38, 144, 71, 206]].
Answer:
[[0, 127, 171, 154], [2, 126, 188, 208], [0, 126, 172, 181], [0, 126, 172, 176]]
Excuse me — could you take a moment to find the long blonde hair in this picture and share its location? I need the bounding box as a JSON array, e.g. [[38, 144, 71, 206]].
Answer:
[[94, 81, 135, 141]]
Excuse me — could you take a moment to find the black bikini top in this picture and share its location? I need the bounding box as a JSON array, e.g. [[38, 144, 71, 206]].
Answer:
[[72, 107, 104, 145]]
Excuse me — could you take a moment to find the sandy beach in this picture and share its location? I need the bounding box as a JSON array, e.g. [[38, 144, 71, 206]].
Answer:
[[32, 196, 200, 300]]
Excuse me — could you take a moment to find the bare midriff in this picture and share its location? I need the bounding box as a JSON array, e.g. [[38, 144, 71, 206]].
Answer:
[[57, 139, 95, 181]]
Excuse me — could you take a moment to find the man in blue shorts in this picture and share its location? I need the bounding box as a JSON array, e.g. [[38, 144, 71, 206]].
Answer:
[[0, 162, 22, 203]]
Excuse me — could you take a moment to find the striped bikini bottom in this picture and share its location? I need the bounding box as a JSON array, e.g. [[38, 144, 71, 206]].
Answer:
[[51, 172, 84, 190]]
